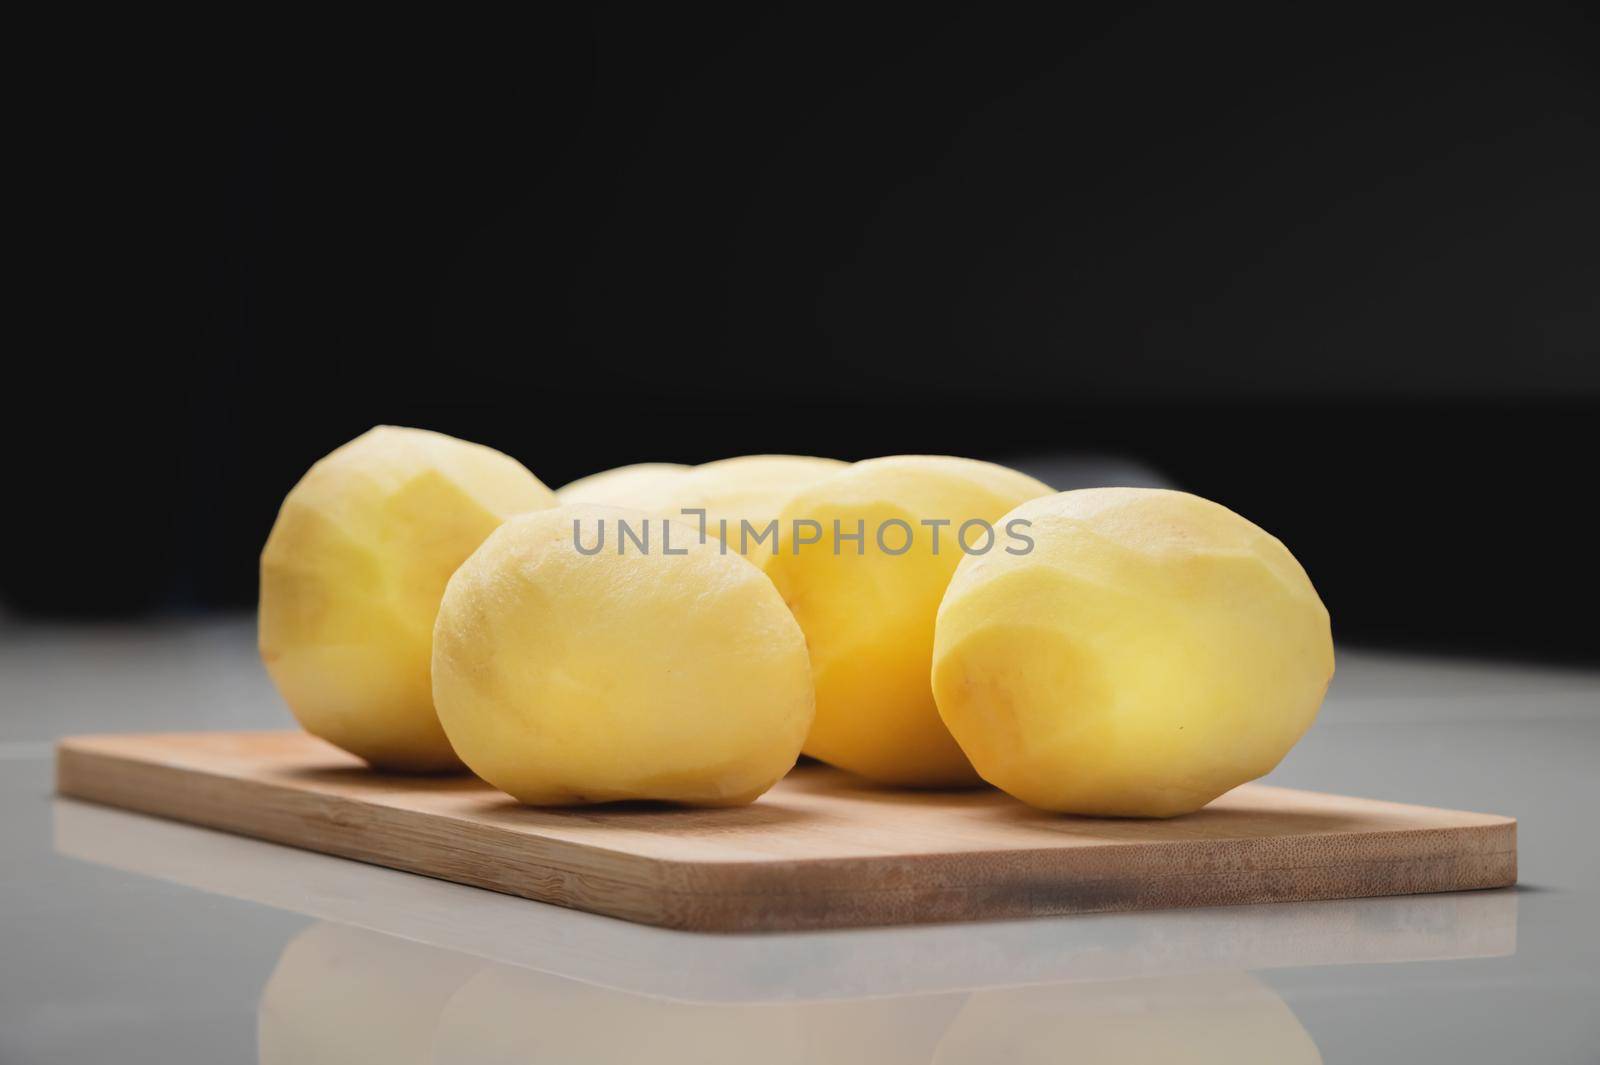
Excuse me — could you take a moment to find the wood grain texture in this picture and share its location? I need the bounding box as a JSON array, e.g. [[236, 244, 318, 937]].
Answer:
[[55, 731, 1516, 932]]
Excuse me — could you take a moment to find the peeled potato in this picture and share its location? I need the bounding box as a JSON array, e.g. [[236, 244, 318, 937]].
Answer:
[[561, 455, 846, 555], [555, 462, 690, 506], [432, 504, 814, 805], [932, 488, 1334, 817], [259, 426, 556, 771], [672, 455, 847, 553], [762, 456, 1053, 786]]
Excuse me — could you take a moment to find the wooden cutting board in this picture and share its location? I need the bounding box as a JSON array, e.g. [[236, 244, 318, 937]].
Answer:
[[55, 731, 1516, 932]]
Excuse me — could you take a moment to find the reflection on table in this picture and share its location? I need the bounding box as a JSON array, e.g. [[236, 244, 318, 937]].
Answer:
[[260, 922, 1322, 1064], [53, 797, 1518, 1003]]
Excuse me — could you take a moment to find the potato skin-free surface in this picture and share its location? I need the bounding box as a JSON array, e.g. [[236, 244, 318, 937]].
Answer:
[[432, 505, 814, 806], [671, 455, 847, 553], [762, 456, 1052, 787], [259, 426, 556, 772], [555, 463, 690, 506], [561, 455, 846, 555], [933, 488, 1334, 817]]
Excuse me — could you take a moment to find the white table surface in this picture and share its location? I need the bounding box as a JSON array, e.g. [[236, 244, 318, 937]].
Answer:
[[2, 615, 1596, 1063]]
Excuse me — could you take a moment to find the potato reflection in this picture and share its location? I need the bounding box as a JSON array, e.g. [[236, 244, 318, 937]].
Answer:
[[257, 923, 479, 1065], [259, 922, 1319, 1064], [931, 972, 1320, 1064], [432, 963, 964, 1064]]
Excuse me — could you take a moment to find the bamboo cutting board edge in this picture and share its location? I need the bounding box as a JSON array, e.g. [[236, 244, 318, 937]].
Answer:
[[54, 731, 1517, 932]]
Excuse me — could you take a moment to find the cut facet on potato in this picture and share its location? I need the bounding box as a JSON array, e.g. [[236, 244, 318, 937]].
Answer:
[[932, 488, 1334, 817], [555, 463, 691, 507], [432, 504, 815, 806], [258, 426, 557, 772], [762, 456, 1053, 787]]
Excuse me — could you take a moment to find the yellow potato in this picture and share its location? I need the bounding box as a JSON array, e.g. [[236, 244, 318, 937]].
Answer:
[[932, 488, 1333, 817], [673, 455, 847, 553], [259, 426, 556, 772], [432, 504, 814, 805], [762, 456, 1053, 786], [561, 454, 847, 555], [555, 462, 690, 506]]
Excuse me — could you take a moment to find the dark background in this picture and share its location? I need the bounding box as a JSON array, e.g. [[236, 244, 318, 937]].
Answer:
[[7, 6, 1597, 662]]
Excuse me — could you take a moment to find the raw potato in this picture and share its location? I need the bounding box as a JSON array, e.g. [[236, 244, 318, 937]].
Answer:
[[762, 456, 1053, 786], [670, 455, 847, 553], [932, 488, 1333, 817], [555, 462, 690, 506], [561, 454, 847, 555], [259, 426, 557, 772], [432, 504, 814, 805]]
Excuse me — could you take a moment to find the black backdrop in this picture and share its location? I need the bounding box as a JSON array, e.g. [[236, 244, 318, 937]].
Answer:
[[7, 6, 1597, 662]]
